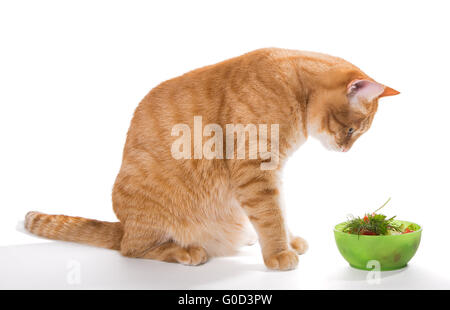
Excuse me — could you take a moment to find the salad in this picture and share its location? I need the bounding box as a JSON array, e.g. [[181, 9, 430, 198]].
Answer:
[[342, 198, 419, 236]]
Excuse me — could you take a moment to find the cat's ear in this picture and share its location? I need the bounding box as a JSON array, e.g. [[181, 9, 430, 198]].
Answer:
[[380, 85, 400, 98], [347, 79, 399, 102]]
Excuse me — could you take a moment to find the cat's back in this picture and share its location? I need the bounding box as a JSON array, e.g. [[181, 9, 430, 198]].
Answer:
[[133, 49, 283, 126], [139, 48, 353, 110]]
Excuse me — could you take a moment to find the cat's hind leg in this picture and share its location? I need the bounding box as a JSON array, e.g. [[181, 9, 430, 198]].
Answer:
[[119, 216, 208, 266], [139, 241, 208, 266]]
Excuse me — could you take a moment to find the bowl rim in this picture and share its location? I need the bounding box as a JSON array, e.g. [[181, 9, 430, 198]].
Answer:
[[334, 220, 422, 237]]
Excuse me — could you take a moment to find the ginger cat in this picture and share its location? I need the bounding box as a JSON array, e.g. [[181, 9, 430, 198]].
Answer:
[[25, 48, 399, 270]]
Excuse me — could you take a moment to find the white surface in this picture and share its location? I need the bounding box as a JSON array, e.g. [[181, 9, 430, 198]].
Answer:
[[1, 235, 448, 290], [1, 221, 448, 289], [1, 1, 450, 289]]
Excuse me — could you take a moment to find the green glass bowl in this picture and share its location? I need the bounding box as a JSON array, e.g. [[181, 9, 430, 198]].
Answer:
[[334, 220, 422, 271]]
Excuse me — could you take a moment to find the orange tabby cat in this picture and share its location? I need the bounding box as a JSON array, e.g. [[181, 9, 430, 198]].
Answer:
[[25, 48, 399, 270]]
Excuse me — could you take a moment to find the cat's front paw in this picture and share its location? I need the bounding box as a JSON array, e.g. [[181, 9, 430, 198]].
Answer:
[[264, 249, 298, 271], [290, 236, 308, 255]]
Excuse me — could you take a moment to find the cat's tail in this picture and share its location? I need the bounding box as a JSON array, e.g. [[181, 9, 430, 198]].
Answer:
[[24, 211, 123, 250]]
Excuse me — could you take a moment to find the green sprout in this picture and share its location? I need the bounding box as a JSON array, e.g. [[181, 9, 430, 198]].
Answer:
[[342, 198, 403, 236]]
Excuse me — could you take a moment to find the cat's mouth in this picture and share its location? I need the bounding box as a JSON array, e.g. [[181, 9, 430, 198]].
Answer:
[[333, 136, 351, 152], [327, 138, 349, 153]]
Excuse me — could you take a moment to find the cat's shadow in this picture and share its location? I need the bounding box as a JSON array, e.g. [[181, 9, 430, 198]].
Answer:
[[3, 221, 263, 289]]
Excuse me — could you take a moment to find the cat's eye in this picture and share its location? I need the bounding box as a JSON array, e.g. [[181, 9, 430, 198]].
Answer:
[[347, 128, 355, 135]]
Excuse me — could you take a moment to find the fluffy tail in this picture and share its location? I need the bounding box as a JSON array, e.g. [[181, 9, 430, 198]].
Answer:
[[24, 211, 123, 250]]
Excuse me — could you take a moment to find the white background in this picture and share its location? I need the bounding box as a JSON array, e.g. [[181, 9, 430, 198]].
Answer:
[[1, 0, 449, 289]]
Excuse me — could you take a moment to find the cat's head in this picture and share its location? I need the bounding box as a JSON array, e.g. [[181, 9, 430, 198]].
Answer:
[[307, 77, 399, 152]]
